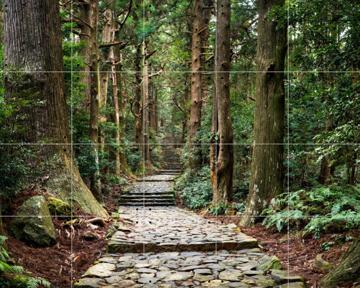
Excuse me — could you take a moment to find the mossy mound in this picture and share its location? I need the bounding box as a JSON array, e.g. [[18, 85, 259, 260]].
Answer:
[[47, 196, 71, 216], [10, 195, 56, 247]]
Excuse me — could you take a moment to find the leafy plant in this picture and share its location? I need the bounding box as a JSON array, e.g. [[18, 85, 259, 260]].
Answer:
[[262, 185, 360, 236], [209, 202, 229, 216], [175, 167, 212, 210], [0, 235, 51, 288]]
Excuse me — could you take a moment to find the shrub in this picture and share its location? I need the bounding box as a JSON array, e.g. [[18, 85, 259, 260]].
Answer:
[[262, 185, 360, 237], [175, 166, 212, 210]]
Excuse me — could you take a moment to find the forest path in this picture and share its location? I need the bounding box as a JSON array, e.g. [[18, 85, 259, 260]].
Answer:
[[76, 174, 305, 288]]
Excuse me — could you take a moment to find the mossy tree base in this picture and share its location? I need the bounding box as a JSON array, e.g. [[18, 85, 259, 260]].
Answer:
[[320, 240, 360, 287], [45, 152, 108, 218]]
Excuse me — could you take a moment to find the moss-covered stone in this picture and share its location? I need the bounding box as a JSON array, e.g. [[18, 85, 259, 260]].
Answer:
[[314, 254, 333, 273], [11, 195, 56, 246], [47, 196, 71, 216], [257, 255, 282, 271]]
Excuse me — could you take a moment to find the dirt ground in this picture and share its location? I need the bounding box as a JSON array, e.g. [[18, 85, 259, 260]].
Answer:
[[3, 187, 357, 288], [205, 215, 357, 288]]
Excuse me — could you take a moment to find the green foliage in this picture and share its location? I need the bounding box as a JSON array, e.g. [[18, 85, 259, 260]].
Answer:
[[0, 146, 35, 204], [0, 236, 50, 288], [262, 185, 360, 237], [105, 175, 128, 186], [175, 167, 212, 210], [209, 202, 229, 216]]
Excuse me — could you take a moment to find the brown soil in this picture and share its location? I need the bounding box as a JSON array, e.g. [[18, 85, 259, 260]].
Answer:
[[5, 215, 110, 288], [2, 186, 121, 288], [204, 215, 358, 288]]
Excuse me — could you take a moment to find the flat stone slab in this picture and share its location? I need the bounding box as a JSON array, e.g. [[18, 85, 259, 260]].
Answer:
[[76, 250, 304, 287], [138, 174, 178, 182], [109, 207, 258, 253], [124, 181, 173, 194]]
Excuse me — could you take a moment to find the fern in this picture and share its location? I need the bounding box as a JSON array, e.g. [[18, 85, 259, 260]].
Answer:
[[0, 235, 50, 288], [262, 185, 360, 236]]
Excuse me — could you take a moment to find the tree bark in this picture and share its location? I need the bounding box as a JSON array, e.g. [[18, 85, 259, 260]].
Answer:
[[134, 44, 143, 149], [88, 0, 102, 199], [188, 0, 213, 169], [240, 0, 287, 226], [211, 0, 234, 204], [4, 0, 107, 218], [320, 240, 360, 287], [142, 40, 151, 168]]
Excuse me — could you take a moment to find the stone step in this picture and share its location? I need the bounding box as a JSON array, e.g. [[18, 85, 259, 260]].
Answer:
[[137, 179, 175, 182], [119, 197, 175, 201], [118, 202, 175, 207], [120, 191, 174, 196]]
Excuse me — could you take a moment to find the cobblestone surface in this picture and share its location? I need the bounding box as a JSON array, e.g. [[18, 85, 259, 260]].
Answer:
[[108, 207, 258, 253], [76, 250, 304, 288], [77, 174, 305, 288]]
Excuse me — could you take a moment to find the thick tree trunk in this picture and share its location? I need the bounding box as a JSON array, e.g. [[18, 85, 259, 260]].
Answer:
[[142, 40, 151, 168], [240, 0, 287, 226], [4, 0, 107, 218], [106, 8, 124, 177], [188, 0, 212, 169], [320, 240, 360, 287], [211, 0, 233, 204], [81, 0, 102, 200]]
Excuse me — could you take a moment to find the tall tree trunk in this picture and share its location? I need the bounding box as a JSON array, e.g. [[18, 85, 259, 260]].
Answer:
[[142, 40, 151, 168], [240, 0, 287, 226], [88, 0, 101, 199], [107, 8, 122, 177], [119, 67, 129, 171], [211, 0, 233, 204], [4, 0, 107, 218], [188, 0, 213, 169], [320, 240, 360, 287], [134, 44, 143, 150]]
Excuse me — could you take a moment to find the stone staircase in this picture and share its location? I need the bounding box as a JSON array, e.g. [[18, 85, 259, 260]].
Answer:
[[118, 146, 181, 207]]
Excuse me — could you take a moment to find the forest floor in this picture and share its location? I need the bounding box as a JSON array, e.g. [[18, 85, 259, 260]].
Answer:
[[4, 186, 121, 287], [204, 215, 358, 288], [4, 185, 356, 288]]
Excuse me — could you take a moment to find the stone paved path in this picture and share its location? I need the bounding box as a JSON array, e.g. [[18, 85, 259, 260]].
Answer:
[[76, 173, 305, 288]]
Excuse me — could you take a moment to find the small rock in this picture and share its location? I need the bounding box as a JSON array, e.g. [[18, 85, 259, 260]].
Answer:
[[164, 271, 193, 281], [11, 195, 56, 247], [116, 280, 136, 287], [194, 268, 212, 275], [219, 270, 243, 281], [193, 273, 215, 282], [270, 269, 304, 284], [257, 255, 282, 271], [314, 254, 333, 273], [278, 282, 305, 288], [84, 263, 116, 278], [137, 268, 157, 273], [75, 278, 105, 288]]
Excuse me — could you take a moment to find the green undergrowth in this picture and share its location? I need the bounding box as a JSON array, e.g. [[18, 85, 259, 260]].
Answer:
[[175, 167, 246, 215], [262, 185, 360, 238], [0, 236, 50, 288], [175, 166, 212, 209]]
